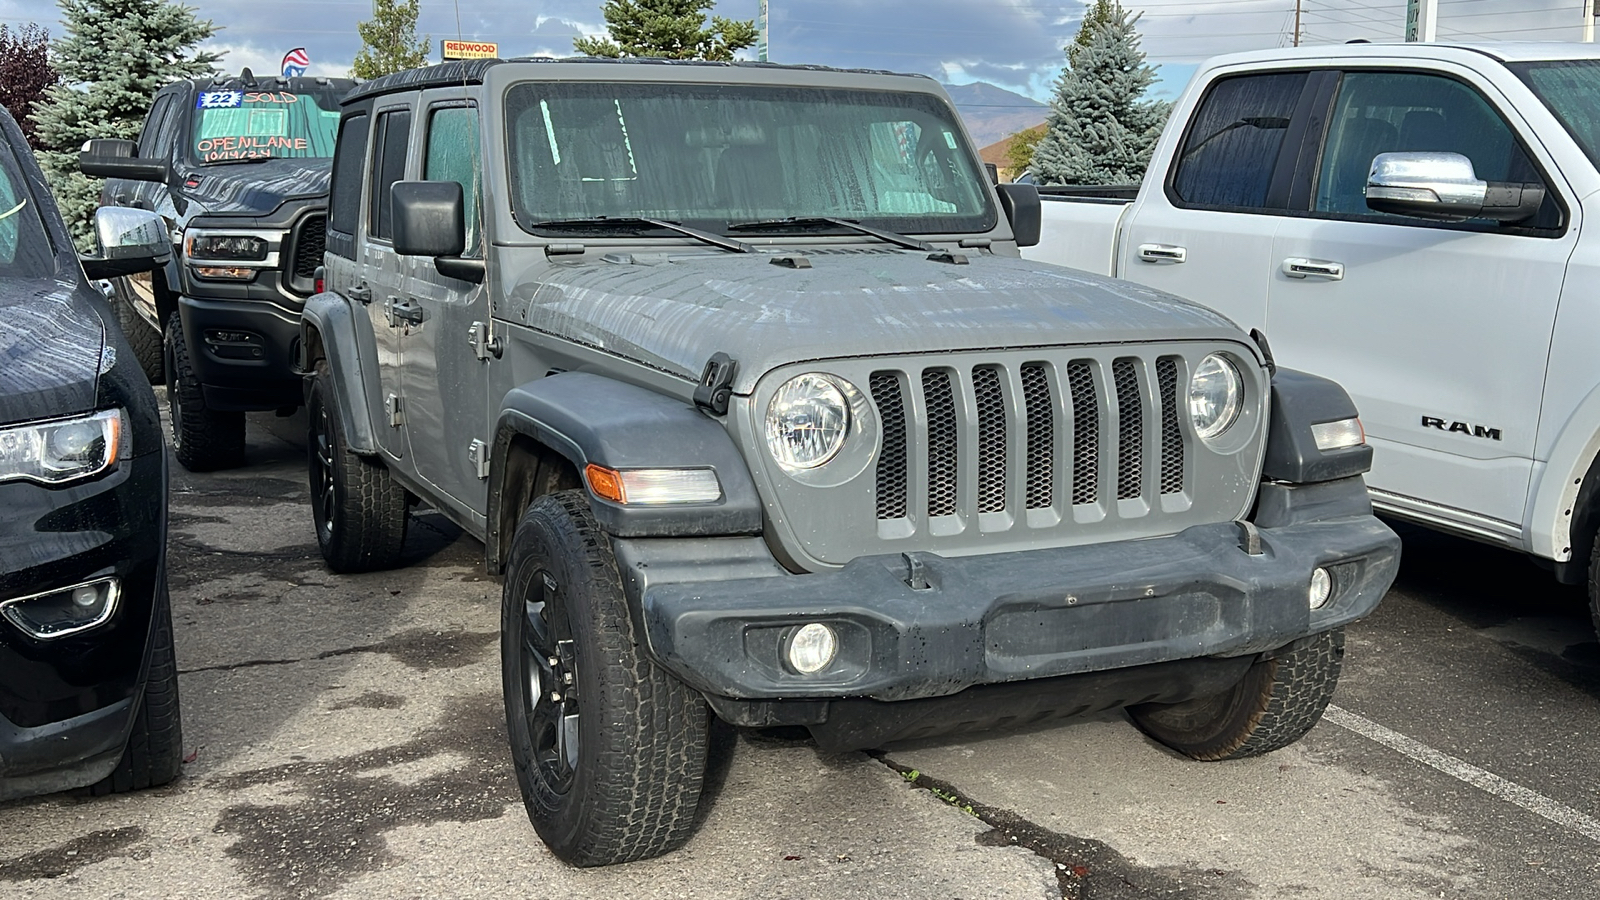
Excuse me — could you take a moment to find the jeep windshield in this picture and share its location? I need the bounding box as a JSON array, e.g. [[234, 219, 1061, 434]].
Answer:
[[505, 82, 996, 236], [190, 89, 341, 164]]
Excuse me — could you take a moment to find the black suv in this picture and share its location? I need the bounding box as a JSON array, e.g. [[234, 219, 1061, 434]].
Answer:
[[81, 70, 354, 470], [0, 106, 182, 800]]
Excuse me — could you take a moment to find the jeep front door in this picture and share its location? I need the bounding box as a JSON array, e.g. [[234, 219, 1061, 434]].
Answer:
[[1266, 66, 1576, 531]]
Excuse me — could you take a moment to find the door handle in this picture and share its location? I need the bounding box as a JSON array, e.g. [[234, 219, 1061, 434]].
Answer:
[[1282, 258, 1345, 280], [386, 295, 424, 326], [1137, 243, 1187, 263]]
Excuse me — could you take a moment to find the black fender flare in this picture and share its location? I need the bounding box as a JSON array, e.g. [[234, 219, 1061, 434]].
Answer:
[[487, 372, 763, 556], [1262, 368, 1373, 484], [298, 291, 380, 454]]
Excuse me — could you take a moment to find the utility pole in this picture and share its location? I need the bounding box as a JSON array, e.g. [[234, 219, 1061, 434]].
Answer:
[[758, 0, 769, 61], [1586, 0, 1595, 43], [1405, 0, 1437, 42], [1293, 0, 1301, 47]]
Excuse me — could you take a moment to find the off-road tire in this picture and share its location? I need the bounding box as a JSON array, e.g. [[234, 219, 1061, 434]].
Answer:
[[1585, 532, 1600, 642], [111, 279, 164, 384], [163, 313, 245, 471], [1129, 628, 1345, 761], [307, 359, 408, 573], [502, 491, 709, 867], [87, 582, 183, 795]]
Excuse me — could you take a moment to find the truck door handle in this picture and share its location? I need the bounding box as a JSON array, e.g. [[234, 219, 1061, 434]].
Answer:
[[1281, 257, 1345, 280], [386, 295, 424, 326], [346, 282, 372, 304], [1137, 243, 1187, 263]]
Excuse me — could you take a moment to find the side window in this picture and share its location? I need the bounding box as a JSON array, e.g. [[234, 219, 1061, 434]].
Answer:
[[1314, 71, 1550, 226], [368, 107, 412, 242], [328, 112, 369, 244], [423, 105, 482, 257], [137, 96, 174, 159], [1170, 72, 1307, 210]]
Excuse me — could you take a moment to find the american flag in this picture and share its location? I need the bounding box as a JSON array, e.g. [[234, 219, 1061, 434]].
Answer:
[[281, 48, 309, 78]]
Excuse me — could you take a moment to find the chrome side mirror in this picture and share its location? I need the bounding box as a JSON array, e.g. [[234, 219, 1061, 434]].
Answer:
[[81, 207, 169, 280], [1365, 151, 1543, 224]]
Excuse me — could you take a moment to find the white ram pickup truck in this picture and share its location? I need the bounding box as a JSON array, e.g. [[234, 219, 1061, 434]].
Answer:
[[1026, 42, 1600, 629]]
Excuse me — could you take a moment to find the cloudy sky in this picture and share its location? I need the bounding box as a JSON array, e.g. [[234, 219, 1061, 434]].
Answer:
[[0, 0, 1591, 102]]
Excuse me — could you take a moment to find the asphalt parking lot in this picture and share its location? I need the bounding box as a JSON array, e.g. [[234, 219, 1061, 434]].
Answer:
[[3, 405, 1599, 899]]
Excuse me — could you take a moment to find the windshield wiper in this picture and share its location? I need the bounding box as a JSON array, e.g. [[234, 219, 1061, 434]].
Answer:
[[728, 216, 935, 252], [527, 216, 752, 254], [199, 156, 277, 167], [1180, 116, 1291, 161]]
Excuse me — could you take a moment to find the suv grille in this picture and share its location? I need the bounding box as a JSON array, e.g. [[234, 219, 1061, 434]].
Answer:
[[869, 355, 1187, 524]]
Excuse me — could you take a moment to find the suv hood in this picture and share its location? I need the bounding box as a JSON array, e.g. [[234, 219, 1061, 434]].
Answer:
[[183, 157, 331, 216], [507, 250, 1252, 393], [0, 278, 106, 427]]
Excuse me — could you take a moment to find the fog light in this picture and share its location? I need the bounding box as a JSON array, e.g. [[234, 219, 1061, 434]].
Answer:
[[1, 577, 120, 639], [786, 623, 838, 674], [1309, 567, 1332, 610]]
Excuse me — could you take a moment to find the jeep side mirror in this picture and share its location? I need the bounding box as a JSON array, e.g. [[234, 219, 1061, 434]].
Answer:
[[80, 206, 170, 280], [78, 139, 169, 183], [391, 180, 485, 283], [996, 183, 1041, 247], [1366, 151, 1544, 224]]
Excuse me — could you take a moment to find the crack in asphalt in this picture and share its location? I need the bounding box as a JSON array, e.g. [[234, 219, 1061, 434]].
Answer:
[[178, 627, 496, 675], [873, 753, 1255, 899]]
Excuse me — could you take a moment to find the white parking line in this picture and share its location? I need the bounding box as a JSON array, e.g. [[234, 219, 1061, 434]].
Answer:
[[1323, 704, 1600, 844]]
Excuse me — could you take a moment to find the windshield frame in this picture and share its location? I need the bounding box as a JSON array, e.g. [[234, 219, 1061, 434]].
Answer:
[[502, 79, 998, 239], [187, 88, 345, 166], [1508, 59, 1600, 173]]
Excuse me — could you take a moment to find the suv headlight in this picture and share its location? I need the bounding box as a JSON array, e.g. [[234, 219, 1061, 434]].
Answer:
[[1188, 354, 1242, 442], [185, 232, 268, 262], [766, 374, 850, 471], [0, 409, 125, 486]]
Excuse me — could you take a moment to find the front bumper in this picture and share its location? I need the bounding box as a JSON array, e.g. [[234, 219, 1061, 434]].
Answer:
[[0, 448, 165, 796], [626, 484, 1398, 705], [178, 295, 303, 411]]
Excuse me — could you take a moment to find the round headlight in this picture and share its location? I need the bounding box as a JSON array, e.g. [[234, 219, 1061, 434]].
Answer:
[[766, 374, 849, 470], [1188, 354, 1242, 442]]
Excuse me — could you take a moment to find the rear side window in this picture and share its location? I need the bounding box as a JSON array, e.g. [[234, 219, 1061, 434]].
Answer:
[[328, 112, 368, 247], [1169, 72, 1307, 210], [368, 108, 412, 242], [137, 96, 175, 159], [423, 105, 481, 257]]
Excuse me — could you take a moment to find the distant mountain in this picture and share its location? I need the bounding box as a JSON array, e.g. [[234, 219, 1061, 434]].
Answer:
[[944, 82, 1048, 149]]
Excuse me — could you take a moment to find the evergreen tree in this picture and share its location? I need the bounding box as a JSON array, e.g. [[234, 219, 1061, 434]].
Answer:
[[1005, 126, 1044, 175], [1031, 1, 1170, 186], [34, 0, 218, 249], [351, 0, 430, 79], [0, 24, 58, 150], [574, 0, 758, 62]]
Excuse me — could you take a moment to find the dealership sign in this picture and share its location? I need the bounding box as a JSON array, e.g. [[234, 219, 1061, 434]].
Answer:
[[442, 40, 498, 60]]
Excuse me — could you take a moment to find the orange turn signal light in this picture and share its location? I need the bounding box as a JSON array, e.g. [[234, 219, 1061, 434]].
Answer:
[[585, 463, 626, 503]]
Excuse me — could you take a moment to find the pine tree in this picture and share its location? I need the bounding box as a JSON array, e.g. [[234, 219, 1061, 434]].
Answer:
[[574, 0, 758, 62], [1031, 1, 1170, 186], [0, 24, 58, 151], [351, 0, 430, 79], [33, 0, 218, 249]]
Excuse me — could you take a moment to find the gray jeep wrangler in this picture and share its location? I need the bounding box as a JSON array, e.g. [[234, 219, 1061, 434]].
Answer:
[[299, 58, 1401, 867]]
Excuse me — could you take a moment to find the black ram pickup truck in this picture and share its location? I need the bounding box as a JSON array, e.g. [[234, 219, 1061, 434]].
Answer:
[[81, 69, 354, 470]]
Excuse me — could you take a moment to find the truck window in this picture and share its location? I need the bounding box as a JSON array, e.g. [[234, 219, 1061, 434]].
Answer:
[[423, 105, 482, 257], [0, 139, 54, 278], [1509, 60, 1600, 174], [191, 90, 341, 163], [368, 108, 412, 242], [327, 112, 369, 252], [1169, 72, 1306, 210], [1313, 71, 1545, 222], [504, 82, 994, 235], [137, 96, 175, 160]]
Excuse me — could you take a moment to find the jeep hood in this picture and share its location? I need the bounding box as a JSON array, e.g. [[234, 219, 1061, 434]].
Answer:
[[506, 250, 1253, 393], [183, 157, 331, 216], [0, 277, 105, 427]]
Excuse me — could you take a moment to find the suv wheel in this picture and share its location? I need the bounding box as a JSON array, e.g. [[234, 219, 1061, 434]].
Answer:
[[111, 279, 164, 384], [306, 360, 409, 572], [502, 491, 709, 866], [1129, 628, 1345, 760], [87, 581, 183, 795], [163, 313, 245, 471]]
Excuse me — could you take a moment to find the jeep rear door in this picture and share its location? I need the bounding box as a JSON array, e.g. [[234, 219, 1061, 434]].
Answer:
[[360, 101, 415, 463], [1266, 63, 1576, 532]]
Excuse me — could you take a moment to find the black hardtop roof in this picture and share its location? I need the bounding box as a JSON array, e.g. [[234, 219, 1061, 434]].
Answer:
[[160, 70, 358, 97], [342, 56, 933, 106]]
